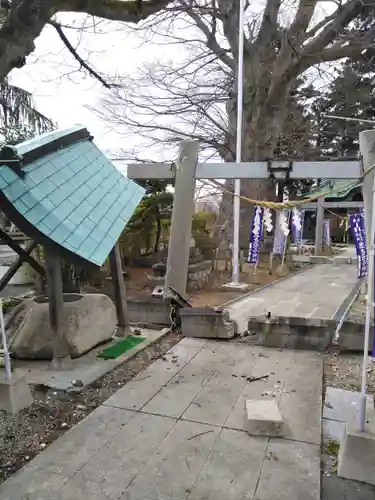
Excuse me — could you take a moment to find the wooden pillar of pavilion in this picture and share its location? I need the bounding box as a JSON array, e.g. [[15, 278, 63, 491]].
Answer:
[[109, 242, 131, 337], [44, 248, 72, 369]]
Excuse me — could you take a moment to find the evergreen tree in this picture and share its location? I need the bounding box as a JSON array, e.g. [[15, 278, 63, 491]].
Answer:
[[315, 9, 375, 158], [0, 80, 54, 144]]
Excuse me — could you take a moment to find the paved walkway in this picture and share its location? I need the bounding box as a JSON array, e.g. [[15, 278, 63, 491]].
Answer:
[[227, 263, 358, 332], [0, 338, 322, 500]]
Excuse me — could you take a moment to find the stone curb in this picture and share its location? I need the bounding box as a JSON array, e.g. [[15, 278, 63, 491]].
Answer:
[[332, 276, 365, 323], [243, 315, 335, 351], [247, 315, 336, 328]]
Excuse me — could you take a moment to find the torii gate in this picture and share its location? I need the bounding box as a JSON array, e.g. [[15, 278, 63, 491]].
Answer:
[[127, 131, 374, 300], [128, 128, 375, 434]]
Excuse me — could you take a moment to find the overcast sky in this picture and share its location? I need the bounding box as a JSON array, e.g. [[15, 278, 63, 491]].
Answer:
[[9, 14, 184, 156], [8, 2, 336, 160]]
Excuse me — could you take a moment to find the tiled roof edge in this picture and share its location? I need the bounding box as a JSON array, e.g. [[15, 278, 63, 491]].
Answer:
[[0, 125, 92, 174]]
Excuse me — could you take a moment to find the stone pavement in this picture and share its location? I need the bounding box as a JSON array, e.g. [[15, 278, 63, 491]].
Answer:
[[227, 263, 358, 332], [0, 338, 323, 500]]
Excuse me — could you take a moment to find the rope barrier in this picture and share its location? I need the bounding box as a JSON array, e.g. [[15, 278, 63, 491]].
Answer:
[[324, 207, 348, 221]]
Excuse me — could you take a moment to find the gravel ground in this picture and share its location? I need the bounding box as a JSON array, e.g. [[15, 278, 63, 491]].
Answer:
[[0, 331, 181, 485], [325, 290, 375, 395], [324, 349, 375, 395]]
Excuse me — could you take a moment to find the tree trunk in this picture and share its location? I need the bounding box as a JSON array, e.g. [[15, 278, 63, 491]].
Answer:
[[219, 85, 290, 247], [154, 217, 162, 253], [0, 1, 58, 81]]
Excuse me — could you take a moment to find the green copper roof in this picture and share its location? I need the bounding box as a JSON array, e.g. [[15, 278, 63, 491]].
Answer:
[[303, 179, 361, 199], [0, 125, 145, 267]]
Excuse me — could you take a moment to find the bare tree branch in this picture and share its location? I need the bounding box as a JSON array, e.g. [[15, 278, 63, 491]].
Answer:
[[181, 0, 234, 69], [0, 0, 174, 81], [301, 0, 363, 58], [256, 0, 281, 47], [289, 0, 317, 38], [47, 20, 113, 88], [65, 0, 173, 23]]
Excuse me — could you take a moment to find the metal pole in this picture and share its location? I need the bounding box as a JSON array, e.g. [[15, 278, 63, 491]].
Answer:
[[358, 129, 375, 431], [232, 0, 245, 284], [359, 181, 375, 431]]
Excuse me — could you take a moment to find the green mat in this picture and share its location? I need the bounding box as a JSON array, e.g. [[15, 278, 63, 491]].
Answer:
[[98, 335, 146, 359]]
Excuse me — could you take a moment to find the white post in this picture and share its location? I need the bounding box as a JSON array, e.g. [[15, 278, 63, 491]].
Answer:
[[280, 212, 291, 268], [358, 129, 375, 432], [0, 299, 12, 381], [231, 0, 245, 284], [315, 196, 324, 255]]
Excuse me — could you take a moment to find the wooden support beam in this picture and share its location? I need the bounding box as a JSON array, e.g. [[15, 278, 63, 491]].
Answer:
[[0, 241, 38, 292], [109, 242, 131, 337], [0, 228, 45, 277], [44, 248, 72, 369]]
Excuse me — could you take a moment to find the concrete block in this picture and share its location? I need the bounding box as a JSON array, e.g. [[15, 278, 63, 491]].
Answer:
[[292, 255, 312, 264], [0, 373, 33, 413], [180, 307, 237, 339], [245, 399, 284, 437], [339, 321, 373, 352], [338, 426, 375, 485], [246, 315, 335, 351], [127, 296, 171, 326]]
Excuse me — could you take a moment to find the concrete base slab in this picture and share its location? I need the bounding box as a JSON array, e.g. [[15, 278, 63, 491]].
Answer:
[[323, 387, 375, 427], [13, 328, 170, 392], [323, 418, 346, 444], [245, 399, 284, 437], [339, 321, 373, 352], [338, 426, 375, 485], [0, 373, 33, 413], [222, 282, 249, 292]]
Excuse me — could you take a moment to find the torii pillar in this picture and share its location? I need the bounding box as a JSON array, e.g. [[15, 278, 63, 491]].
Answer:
[[164, 140, 198, 298]]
